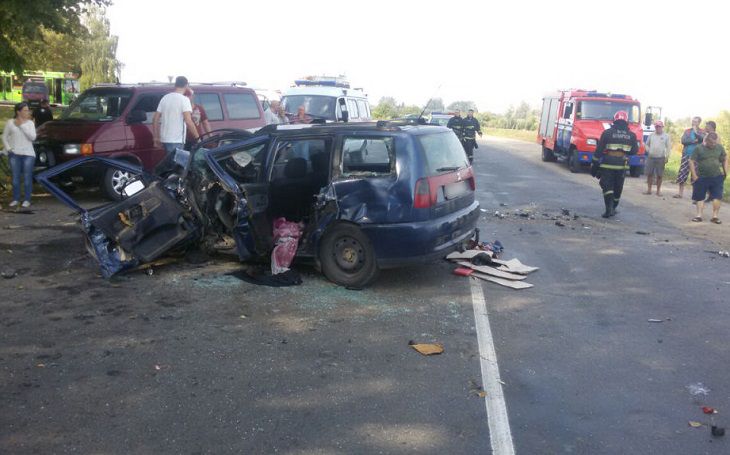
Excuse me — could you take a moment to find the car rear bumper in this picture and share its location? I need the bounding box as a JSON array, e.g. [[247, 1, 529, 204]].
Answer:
[[362, 200, 480, 268]]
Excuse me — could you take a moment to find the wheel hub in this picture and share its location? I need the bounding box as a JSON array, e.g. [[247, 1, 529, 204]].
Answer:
[[333, 237, 364, 272]]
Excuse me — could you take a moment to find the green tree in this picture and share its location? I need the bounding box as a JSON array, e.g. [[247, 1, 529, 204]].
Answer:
[[372, 96, 399, 119], [427, 97, 445, 113], [79, 6, 121, 89], [447, 100, 478, 112], [11, 24, 87, 73], [0, 0, 110, 73]]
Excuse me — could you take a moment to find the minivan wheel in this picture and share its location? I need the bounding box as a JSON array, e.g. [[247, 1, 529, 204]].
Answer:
[[319, 223, 379, 288], [103, 167, 138, 201]]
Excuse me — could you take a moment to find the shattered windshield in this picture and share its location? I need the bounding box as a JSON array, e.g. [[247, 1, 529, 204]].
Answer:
[[61, 89, 132, 121]]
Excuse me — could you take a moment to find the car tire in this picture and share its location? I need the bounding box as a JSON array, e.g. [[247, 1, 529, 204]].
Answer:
[[541, 145, 556, 162], [629, 165, 643, 178], [319, 223, 379, 289], [103, 166, 138, 201]]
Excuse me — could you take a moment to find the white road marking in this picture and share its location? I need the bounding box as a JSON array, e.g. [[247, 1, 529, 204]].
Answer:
[[470, 278, 516, 455]]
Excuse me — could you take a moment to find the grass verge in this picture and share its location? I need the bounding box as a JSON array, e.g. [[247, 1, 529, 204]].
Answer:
[[485, 128, 536, 143]]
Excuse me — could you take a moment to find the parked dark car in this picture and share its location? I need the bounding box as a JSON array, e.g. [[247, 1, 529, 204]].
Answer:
[[36, 121, 480, 288], [33, 83, 267, 199]]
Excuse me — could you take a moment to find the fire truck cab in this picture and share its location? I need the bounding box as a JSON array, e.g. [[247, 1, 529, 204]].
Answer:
[[537, 90, 646, 177]]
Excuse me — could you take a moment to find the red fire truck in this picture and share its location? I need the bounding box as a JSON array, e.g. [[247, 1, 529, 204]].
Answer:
[[537, 89, 646, 176]]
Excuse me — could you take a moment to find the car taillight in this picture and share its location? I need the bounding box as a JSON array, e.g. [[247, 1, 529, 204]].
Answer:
[[414, 177, 433, 208], [81, 143, 93, 155]]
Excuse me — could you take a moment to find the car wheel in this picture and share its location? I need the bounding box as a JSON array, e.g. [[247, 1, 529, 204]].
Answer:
[[36, 150, 56, 168], [103, 167, 138, 201], [568, 150, 580, 173], [629, 165, 643, 178], [541, 145, 555, 162], [319, 223, 379, 288]]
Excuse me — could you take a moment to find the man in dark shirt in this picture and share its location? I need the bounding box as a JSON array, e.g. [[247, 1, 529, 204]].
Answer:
[[461, 109, 482, 163], [591, 110, 638, 218], [446, 110, 464, 144], [689, 132, 728, 224], [33, 99, 53, 128]]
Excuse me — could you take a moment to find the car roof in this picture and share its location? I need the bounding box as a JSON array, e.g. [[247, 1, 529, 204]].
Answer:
[[282, 86, 368, 98], [86, 83, 256, 94], [260, 122, 450, 137]]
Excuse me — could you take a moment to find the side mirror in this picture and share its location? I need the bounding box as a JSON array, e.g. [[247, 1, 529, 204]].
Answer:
[[338, 98, 349, 123], [126, 109, 147, 124], [644, 113, 653, 127]]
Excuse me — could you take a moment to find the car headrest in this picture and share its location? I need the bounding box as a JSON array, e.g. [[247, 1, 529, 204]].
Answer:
[[284, 157, 308, 179]]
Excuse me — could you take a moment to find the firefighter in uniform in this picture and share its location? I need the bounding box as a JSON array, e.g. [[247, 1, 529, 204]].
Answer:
[[591, 110, 638, 218], [447, 110, 464, 145], [462, 109, 482, 163]]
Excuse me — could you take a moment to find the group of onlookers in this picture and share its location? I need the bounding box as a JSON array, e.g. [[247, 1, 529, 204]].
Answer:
[[644, 116, 728, 223]]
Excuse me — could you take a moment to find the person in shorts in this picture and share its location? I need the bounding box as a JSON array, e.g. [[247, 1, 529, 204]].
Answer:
[[675, 116, 704, 198], [689, 132, 728, 224], [643, 120, 671, 196]]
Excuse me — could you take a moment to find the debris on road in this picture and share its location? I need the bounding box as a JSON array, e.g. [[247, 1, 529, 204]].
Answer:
[[472, 273, 534, 290], [453, 267, 474, 277], [1, 269, 17, 279], [711, 425, 725, 437], [447, 243, 538, 290], [687, 383, 711, 396], [702, 406, 717, 414], [456, 261, 527, 281], [636, 231, 651, 235], [408, 341, 444, 356], [647, 319, 664, 323], [555, 221, 565, 227], [491, 258, 540, 275], [689, 421, 703, 428]]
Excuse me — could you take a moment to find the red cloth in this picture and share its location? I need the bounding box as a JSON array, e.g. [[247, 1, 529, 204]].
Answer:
[[271, 218, 303, 274]]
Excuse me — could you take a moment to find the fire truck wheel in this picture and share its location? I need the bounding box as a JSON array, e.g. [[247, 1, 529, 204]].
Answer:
[[542, 145, 556, 162], [568, 150, 580, 173]]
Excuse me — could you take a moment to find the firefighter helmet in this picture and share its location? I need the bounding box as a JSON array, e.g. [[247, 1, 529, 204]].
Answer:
[[614, 110, 628, 122]]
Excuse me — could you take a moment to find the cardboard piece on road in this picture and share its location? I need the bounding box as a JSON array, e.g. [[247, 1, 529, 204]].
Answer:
[[472, 272, 534, 290], [409, 342, 444, 356], [446, 249, 493, 261], [457, 261, 526, 281], [492, 258, 539, 275]]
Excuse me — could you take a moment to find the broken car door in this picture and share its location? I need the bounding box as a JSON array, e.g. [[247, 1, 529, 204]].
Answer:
[[35, 156, 200, 277], [203, 136, 272, 260]]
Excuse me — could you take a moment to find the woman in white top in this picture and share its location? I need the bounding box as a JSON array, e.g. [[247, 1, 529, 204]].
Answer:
[[2, 102, 37, 208]]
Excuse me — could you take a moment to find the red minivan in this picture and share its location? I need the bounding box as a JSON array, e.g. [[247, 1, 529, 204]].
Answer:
[[34, 83, 267, 199]]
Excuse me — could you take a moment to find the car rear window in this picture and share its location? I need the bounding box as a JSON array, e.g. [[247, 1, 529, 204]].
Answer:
[[223, 93, 260, 120], [418, 132, 469, 175]]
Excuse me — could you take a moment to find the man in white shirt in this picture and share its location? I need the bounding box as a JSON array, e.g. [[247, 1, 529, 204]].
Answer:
[[264, 100, 283, 125], [644, 120, 672, 196], [152, 76, 200, 157]]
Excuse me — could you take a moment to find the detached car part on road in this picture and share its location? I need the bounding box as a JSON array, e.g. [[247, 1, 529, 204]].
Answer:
[[36, 122, 480, 288]]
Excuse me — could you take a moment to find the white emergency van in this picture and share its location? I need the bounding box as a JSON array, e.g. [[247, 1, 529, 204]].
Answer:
[[280, 76, 371, 122]]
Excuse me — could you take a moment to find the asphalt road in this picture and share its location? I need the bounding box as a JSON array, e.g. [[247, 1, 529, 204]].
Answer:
[[1, 136, 728, 454]]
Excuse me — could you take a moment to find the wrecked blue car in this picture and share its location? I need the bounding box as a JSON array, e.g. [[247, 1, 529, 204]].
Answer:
[[36, 122, 480, 288]]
